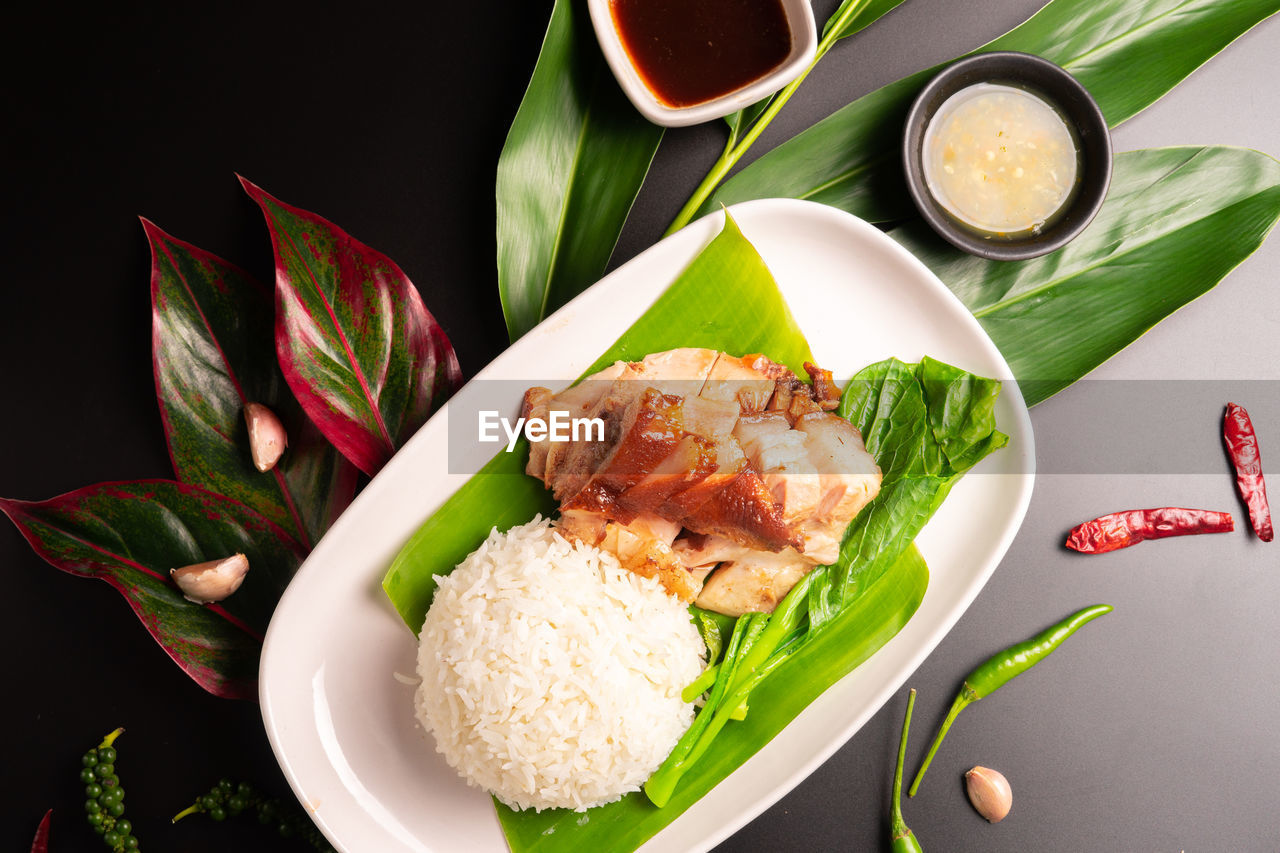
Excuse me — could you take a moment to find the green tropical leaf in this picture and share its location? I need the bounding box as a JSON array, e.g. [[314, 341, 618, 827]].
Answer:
[[823, 0, 910, 40], [890, 146, 1280, 405], [703, 0, 1280, 222], [146, 220, 358, 549], [0, 480, 305, 699], [496, 0, 664, 342]]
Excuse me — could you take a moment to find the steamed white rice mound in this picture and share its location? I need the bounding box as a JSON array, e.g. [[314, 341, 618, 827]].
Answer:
[[415, 516, 705, 812]]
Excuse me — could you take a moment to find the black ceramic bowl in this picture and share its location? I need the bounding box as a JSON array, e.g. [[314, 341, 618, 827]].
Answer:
[[903, 51, 1112, 261]]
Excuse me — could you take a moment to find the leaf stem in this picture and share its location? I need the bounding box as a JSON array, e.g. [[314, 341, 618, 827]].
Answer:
[[682, 663, 720, 702], [171, 804, 201, 824], [663, 0, 873, 235]]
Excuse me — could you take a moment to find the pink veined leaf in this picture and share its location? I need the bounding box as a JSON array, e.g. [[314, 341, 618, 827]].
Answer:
[[29, 809, 51, 853], [0, 480, 305, 700], [241, 177, 462, 476], [146, 219, 358, 549]]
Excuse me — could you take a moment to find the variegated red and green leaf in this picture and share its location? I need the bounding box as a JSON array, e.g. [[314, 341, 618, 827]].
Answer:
[[147, 220, 358, 549], [0, 480, 305, 699], [241, 178, 462, 476]]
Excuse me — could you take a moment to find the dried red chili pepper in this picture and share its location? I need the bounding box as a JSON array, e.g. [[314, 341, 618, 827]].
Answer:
[[29, 809, 51, 853], [1223, 402, 1273, 542], [1065, 507, 1234, 553]]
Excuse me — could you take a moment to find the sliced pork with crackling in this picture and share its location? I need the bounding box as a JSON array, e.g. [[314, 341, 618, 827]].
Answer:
[[522, 348, 881, 616]]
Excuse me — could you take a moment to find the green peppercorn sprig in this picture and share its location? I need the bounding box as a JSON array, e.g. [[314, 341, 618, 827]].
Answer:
[[172, 778, 335, 852], [80, 728, 139, 851]]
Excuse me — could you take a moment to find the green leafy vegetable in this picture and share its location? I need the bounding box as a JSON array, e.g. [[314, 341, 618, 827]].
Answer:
[[692, 607, 733, 665], [496, 0, 664, 342], [146, 220, 358, 548], [893, 146, 1280, 405], [703, 0, 1280, 222], [814, 357, 1008, 624]]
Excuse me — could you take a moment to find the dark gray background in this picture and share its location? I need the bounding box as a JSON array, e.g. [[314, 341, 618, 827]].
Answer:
[[3, 1, 1277, 850]]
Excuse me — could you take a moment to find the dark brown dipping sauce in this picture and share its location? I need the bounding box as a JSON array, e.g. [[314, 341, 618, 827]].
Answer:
[[610, 0, 793, 108]]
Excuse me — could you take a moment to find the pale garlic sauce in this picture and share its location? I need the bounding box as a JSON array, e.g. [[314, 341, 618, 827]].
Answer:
[[922, 82, 1078, 237]]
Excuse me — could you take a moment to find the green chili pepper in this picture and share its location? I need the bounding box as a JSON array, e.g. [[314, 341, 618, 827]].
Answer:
[[891, 689, 924, 852], [908, 603, 1112, 797]]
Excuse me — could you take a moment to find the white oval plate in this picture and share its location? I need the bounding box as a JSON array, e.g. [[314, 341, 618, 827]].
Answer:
[[260, 198, 1035, 853]]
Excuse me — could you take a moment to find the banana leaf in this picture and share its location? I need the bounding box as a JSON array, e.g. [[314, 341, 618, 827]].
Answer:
[[383, 215, 945, 851], [496, 0, 663, 342], [702, 0, 1280, 222], [891, 146, 1280, 406]]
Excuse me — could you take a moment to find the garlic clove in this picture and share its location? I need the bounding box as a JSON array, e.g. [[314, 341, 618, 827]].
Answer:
[[244, 402, 288, 472], [171, 554, 250, 604], [965, 765, 1012, 823]]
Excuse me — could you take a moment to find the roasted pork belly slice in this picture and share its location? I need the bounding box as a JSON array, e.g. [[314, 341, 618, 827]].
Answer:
[[681, 396, 739, 440], [660, 434, 747, 519], [559, 388, 684, 513], [701, 353, 794, 413], [694, 550, 812, 616], [682, 468, 800, 553], [592, 389, 685, 484], [521, 387, 554, 479], [618, 433, 717, 514], [545, 390, 624, 502], [734, 412, 823, 527], [794, 412, 882, 521], [734, 412, 808, 473], [616, 347, 720, 399], [548, 361, 627, 419], [558, 509, 697, 601]]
